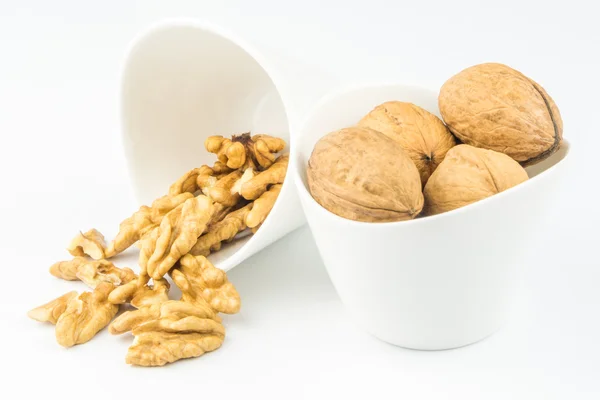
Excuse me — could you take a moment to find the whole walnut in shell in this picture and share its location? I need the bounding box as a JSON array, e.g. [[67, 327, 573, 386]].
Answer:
[[358, 101, 456, 186], [423, 145, 528, 216], [439, 63, 563, 166], [308, 127, 424, 222]]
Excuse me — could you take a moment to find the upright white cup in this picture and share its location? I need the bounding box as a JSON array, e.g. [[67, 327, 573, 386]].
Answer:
[[293, 84, 571, 350], [119, 20, 334, 271]]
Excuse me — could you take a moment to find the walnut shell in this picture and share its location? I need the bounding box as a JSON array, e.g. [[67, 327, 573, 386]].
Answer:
[[358, 101, 456, 186], [423, 144, 528, 216], [307, 127, 424, 222], [439, 63, 563, 166]]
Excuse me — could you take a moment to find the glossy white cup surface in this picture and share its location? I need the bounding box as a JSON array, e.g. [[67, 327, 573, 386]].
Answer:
[[293, 84, 571, 350], [120, 20, 305, 271]]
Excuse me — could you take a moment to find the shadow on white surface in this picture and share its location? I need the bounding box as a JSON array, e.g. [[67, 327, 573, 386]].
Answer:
[[226, 226, 339, 320]]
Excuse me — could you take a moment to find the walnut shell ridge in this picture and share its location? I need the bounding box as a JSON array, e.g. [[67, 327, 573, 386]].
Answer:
[[439, 63, 563, 166], [307, 127, 424, 222], [358, 101, 456, 186]]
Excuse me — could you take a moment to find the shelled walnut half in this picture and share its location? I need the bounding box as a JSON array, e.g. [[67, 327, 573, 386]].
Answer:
[[55, 283, 119, 348], [28, 291, 79, 324], [139, 195, 214, 280], [109, 279, 170, 335], [172, 254, 241, 314], [50, 257, 135, 288], [126, 300, 226, 367]]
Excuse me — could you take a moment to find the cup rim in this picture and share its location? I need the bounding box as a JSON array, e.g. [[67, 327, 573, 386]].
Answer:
[[292, 82, 572, 230]]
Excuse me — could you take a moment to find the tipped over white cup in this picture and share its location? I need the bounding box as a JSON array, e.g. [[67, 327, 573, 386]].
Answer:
[[293, 83, 571, 350], [120, 20, 311, 271]]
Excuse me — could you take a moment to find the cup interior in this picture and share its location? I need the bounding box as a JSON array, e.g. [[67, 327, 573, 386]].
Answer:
[[121, 23, 290, 268]]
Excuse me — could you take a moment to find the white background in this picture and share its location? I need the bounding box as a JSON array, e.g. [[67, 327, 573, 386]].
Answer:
[[1, 1, 599, 399]]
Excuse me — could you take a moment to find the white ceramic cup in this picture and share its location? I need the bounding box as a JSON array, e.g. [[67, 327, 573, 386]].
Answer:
[[293, 83, 571, 350], [119, 20, 326, 271]]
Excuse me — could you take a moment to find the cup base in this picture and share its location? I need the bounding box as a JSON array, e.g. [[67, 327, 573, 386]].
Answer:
[[355, 317, 505, 351]]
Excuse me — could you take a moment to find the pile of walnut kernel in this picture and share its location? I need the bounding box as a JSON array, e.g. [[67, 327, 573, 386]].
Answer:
[[308, 63, 564, 221], [28, 132, 288, 367]]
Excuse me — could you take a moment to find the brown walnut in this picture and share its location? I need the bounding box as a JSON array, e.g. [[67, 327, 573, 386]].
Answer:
[[438, 63, 563, 166], [307, 127, 423, 222], [358, 101, 456, 186], [423, 144, 529, 215]]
